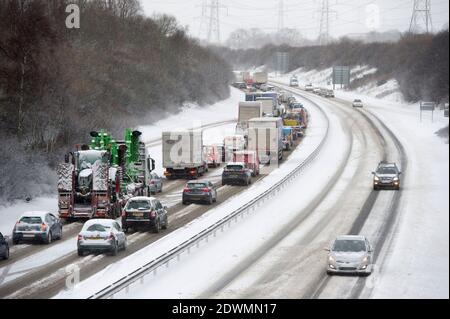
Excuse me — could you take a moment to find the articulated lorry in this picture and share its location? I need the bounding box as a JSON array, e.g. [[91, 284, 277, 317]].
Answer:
[[247, 117, 284, 164], [57, 129, 155, 221], [253, 72, 268, 85], [163, 131, 207, 179]]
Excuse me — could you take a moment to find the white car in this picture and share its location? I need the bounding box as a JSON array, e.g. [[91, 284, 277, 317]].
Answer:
[[326, 235, 373, 276], [77, 219, 127, 256], [352, 99, 363, 108], [305, 84, 314, 91]]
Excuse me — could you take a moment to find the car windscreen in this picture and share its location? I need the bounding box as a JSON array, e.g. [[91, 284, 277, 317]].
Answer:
[[332, 240, 366, 252], [127, 200, 151, 210], [354, 99, 361, 102], [226, 165, 244, 171], [19, 216, 42, 224], [377, 167, 397, 175], [187, 183, 207, 189], [86, 224, 111, 232]]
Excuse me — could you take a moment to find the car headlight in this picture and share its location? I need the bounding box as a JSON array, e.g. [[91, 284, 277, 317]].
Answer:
[[393, 177, 399, 181], [374, 176, 380, 181], [361, 256, 369, 264], [328, 256, 335, 263]]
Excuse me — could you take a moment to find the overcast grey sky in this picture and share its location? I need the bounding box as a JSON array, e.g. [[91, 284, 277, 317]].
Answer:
[[141, 0, 449, 42]]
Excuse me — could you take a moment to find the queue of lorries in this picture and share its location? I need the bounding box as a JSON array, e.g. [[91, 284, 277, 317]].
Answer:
[[1, 72, 402, 279]]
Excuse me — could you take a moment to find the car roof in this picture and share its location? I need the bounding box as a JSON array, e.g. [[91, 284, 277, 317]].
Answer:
[[128, 196, 156, 202], [20, 211, 50, 218], [226, 162, 246, 166], [83, 218, 117, 228], [335, 235, 367, 241], [378, 162, 397, 168]]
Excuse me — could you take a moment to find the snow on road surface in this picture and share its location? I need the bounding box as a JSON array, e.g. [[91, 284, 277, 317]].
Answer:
[[338, 94, 449, 299], [54, 88, 339, 299], [274, 72, 449, 298], [0, 197, 57, 237]]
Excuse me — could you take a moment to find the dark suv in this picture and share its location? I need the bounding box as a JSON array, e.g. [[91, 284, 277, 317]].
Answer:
[[122, 197, 168, 233], [372, 162, 402, 190], [0, 232, 9, 260], [222, 163, 252, 186], [182, 181, 218, 205]]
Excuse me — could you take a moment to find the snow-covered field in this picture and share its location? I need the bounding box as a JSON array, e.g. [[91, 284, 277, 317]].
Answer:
[[274, 65, 406, 103]]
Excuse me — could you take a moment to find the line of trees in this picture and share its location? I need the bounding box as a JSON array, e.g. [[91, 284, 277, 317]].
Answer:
[[0, 0, 233, 201], [216, 30, 449, 104]]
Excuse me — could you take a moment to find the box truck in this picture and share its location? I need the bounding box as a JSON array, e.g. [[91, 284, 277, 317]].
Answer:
[[247, 117, 284, 164]]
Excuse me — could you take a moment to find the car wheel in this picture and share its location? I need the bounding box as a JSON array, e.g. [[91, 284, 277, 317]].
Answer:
[[159, 185, 163, 193], [110, 241, 118, 256], [2, 248, 9, 260], [13, 238, 20, 245], [59, 226, 63, 240], [162, 216, 168, 230], [44, 231, 52, 245], [208, 196, 213, 205], [326, 271, 333, 276], [121, 240, 127, 251], [153, 220, 161, 234], [77, 249, 85, 257], [182, 200, 188, 205]]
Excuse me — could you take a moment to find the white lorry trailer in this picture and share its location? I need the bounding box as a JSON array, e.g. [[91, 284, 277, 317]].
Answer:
[[253, 72, 268, 84], [247, 117, 284, 164], [256, 97, 275, 116], [162, 131, 207, 179]]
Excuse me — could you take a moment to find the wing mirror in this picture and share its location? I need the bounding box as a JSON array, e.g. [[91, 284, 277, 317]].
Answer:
[[398, 172, 402, 175], [371, 171, 375, 175]]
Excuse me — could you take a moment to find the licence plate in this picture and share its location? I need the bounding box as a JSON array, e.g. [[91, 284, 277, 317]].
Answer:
[[23, 234, 35, 238], [88, 237, 102, 240], [133, 212, 144, 217]]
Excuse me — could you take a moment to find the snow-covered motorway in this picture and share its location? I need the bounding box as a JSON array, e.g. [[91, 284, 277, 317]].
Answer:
[[1, 84, 447, 299]]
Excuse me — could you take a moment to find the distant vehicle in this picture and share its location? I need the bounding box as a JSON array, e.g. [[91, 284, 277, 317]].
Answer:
[[248, 117, 284, 164], [163, 131, 207, 179], [352, 99, 363, 108], [313, 88, 321, 94], [290, 77, 299, 87], [12, 211, 63, 245], [0, 232, 9, 260], [291, 102, 304, 111], [232, 82, 247, 90], [282, 127, 294, 151], [148, 172, 163, 195], [238, 102, 262, 127], [204, 145, 222, 168], [182, 180, 217, 205], [233, 150, 260, 177], [222, 162, 253, 186], [122, 197, 168, 233], [224, 135, 246, 161], [372, 161, 402, 190], [325, 89, 335, 98], [305, 84, 314, 91], [77, 219, 127, 256], [253, 71, 268, 85], [326, 235, 373, 276]]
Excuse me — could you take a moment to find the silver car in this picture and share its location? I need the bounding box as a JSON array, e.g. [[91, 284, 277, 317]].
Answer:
[[372, 162, 402, 190], [352, 99, 363, 107], [77, 219, 127, 256], [326, 235, 373, 276], [12, 211, 63, 245]]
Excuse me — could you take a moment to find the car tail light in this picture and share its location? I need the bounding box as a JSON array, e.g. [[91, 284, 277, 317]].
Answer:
[[108, 233, 114, 241], [189, 169, 197, 175], [183, 188, 190, 193], [41, 223, 47, 231], [202, 188, 209, 193], [150, 211, 157, 218], [150, 181, 156, 184], [121, 210, 127, 217], [77, 234, 83, 241]]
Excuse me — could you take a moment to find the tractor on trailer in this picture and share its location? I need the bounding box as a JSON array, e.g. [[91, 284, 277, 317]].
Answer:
[[57, 129, 155, 221]]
